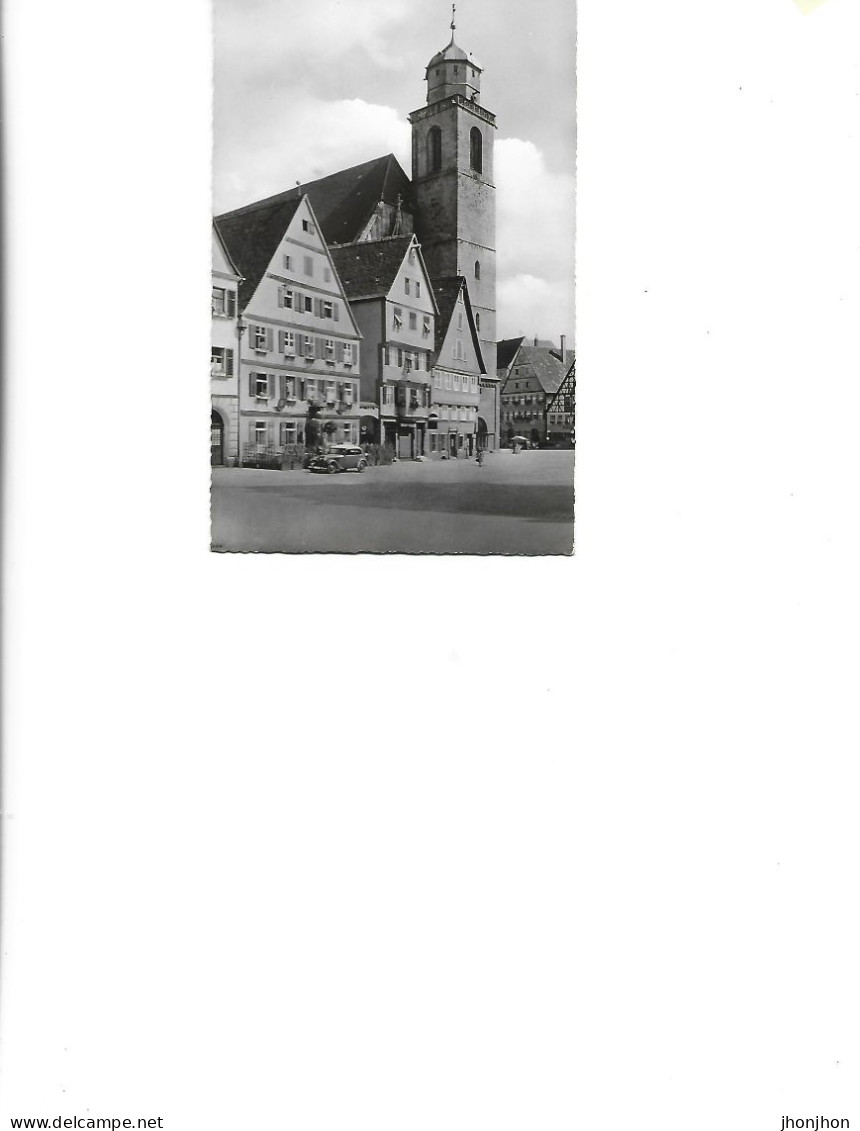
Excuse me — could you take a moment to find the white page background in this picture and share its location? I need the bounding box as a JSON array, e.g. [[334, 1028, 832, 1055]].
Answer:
[[3, 0, 859, 1127]]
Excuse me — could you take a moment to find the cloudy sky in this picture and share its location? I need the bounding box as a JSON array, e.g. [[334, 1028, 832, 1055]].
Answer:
[[214, 0, 575, 346]]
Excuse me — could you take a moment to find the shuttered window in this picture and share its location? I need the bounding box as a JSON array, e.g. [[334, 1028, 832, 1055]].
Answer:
[[211, 347, 234, 376]]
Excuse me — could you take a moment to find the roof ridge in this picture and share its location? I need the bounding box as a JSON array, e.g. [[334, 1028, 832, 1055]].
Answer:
[[216, 154, 397, 221]]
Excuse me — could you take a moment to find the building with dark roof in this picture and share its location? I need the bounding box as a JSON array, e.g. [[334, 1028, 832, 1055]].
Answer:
[[428, 276, 485, 456], [498, 337, 574, 447], [331, 235, 438, 458], [216, 193, 364, 465]]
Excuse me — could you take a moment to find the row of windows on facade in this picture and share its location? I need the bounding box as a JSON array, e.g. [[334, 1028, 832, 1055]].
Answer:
[[548, 413, 575, 425], [249, 373, 356, 405], [503, 410, 542, 422], [248, 327, 357, 363], [383, 346, 430, 373], [378, 344, 477, 387], [427, 432, 471, 454], [426, 126, 483, 175], [379, 385, 477, 418], [276, 290, 342, 321], [213, 285, 344, 325], [247, 420, 476, 453], [504, 393, 546, 406], [392, 308, 432, 336], [248, 419, 356, 447]]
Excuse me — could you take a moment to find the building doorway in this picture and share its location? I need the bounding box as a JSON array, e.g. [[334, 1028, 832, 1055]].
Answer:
[[359, 415, 379, 445], [211, 409, 224, 466], [477, 416, 488, 450], [398, 428, 414, 460]]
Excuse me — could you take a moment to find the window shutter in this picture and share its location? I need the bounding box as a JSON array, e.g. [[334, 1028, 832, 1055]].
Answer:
[[293, 291, 300, 312], [278, 330, 285, 352], [354, 344, 359, 369], [267, 422, 275, 446], [226, 349, 234, 376], [248, 420, 257, 443], [280, 423, 287, 445], [316, 336, 324, 358], [314, 298, 321, 317], [248, 373, 256, 397], [280, 375, 287, 399], [268, 374, 275, 398], [334, 303, 340, 322], [266, 327, 273, 351], [336, 341, 344, 362], [227, 292, 236, 317]]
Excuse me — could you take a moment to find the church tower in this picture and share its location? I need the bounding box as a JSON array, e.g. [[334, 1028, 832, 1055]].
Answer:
[[409, 8, 497, 374]]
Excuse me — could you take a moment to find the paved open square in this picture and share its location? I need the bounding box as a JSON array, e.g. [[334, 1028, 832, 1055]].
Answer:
[[211, 449, 575, 555]]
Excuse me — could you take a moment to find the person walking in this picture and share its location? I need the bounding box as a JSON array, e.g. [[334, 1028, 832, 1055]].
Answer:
[[477, 447, 485, 468]]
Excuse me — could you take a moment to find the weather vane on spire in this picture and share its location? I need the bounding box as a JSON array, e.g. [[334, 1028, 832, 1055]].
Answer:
[[451, 3, 456, 33]]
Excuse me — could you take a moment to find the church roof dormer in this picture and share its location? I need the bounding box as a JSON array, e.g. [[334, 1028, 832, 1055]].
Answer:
[[425, 5, 482, 105]]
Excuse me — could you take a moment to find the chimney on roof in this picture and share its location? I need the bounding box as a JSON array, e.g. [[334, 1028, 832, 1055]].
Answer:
[[560, 334, 566, 360]]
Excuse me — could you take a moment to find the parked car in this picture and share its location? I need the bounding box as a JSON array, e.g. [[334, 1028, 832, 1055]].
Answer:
[[309, 444, 368, 474]]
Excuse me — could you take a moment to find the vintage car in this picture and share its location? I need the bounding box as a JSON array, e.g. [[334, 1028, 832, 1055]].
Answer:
[[309, 444, 368, 474]]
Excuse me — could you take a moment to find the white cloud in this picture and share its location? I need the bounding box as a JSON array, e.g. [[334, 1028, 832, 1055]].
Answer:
[[498, 274, 575, 348], [215, 98, 411, 215], [215, 0, 412, 75], [495, 138, 575, 344]]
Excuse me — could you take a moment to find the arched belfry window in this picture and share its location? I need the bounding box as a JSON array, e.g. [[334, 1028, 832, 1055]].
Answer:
[[428, 127, 442, 173], [474, 260, 481, 280], [470, 128, 483, 174]]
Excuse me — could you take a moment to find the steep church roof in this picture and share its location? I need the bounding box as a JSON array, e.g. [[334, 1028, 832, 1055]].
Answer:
[[216, 155, 414, 250], [214, 197, 303, 312]]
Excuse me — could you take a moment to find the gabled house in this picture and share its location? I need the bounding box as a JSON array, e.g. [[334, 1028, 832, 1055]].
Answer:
[[211, 223, 242, 465], [428, 277, 486, 457], [497, 337, 574, 447], [546, 355, 575, 448], [331, 235, 438, 459], [216, 193, 363, 463]]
